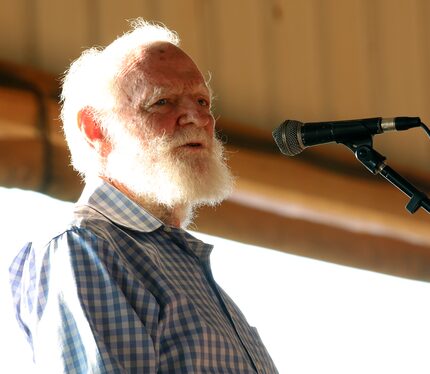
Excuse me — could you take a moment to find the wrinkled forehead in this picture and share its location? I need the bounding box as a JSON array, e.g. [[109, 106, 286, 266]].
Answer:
[[119, 42, 208, 93]]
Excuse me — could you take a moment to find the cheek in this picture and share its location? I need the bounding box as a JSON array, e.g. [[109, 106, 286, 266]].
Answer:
[[146, 112, 177, 136]]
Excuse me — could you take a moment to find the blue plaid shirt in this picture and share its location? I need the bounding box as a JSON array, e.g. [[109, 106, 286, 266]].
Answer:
[[10, 180, 278, 373]]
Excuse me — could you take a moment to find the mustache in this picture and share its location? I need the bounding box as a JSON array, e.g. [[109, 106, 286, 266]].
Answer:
[[156, 128, 212, 149]]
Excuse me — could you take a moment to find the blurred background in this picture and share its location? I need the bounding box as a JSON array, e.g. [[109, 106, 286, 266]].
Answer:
[[1, 1, 430, 372]]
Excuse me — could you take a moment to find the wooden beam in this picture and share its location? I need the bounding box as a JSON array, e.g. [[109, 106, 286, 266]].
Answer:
[[224, 146, 430, 244], [0, 84, 81, 200]]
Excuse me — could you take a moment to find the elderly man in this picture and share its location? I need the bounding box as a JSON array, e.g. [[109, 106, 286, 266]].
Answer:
[[10, 19, 278, 373]]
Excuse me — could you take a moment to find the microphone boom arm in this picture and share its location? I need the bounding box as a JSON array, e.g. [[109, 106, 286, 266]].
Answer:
[[344, 138, 430, 214]]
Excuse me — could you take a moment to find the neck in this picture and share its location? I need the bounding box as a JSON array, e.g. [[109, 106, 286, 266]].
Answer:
[[102, 177, 191, 228], [140, 200, 191, 228]]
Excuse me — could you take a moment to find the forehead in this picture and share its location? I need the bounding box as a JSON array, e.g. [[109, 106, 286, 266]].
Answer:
[[121, 42, 209, 95]]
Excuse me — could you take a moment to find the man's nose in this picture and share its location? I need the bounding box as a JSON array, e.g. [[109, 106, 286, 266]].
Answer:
[[177, 102, 211, 128]]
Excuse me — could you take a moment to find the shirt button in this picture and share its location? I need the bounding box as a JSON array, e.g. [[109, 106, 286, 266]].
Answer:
[[164, 226, 171, 232]]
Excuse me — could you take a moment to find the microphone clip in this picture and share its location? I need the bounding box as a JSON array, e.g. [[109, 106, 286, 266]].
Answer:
[[343, 137, 430, 215]]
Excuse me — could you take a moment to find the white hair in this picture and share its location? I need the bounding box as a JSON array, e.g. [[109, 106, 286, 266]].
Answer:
[[60, 19, 180, 179]]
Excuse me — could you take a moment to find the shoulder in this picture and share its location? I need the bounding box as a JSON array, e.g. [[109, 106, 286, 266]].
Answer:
[[9, 225, 123, 309], [10, 227, 109, 280], [10, 218, 118, 281]]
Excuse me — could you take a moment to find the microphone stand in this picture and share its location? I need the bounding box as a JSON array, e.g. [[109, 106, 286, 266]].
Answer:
[[344, 137, 430, 214]]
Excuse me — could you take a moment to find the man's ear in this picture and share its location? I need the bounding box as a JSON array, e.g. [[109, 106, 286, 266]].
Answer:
[[77, 107, 111, 157]]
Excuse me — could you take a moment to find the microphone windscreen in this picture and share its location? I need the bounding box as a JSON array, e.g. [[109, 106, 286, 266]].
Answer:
[[272, 120, 304, 156]]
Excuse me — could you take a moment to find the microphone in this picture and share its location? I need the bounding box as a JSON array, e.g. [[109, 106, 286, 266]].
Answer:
[[272, 116, 422, 156]]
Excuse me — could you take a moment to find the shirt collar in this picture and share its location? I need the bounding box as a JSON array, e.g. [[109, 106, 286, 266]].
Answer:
[[75, 179, 214, 261], [76, 179, 163, 233]]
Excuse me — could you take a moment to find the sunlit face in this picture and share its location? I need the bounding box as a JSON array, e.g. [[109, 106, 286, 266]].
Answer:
[[103, 42, 234, 211], [117, 42, 214, 142]]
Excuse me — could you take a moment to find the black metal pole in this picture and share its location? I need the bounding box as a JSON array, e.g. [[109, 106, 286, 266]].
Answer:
[[379, 164, 430, 214], [352, 144, 430, 214]]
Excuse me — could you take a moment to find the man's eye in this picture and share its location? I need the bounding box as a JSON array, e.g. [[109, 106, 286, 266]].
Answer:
[[155, 98, 168, 106], [198, 98, 209, 106]]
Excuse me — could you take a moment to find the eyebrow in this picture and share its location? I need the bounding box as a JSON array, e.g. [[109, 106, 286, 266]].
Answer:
[[137, 86, 165, 110], [140, 83, 212, 109]]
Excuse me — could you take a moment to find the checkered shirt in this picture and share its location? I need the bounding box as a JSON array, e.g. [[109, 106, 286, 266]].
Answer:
[[10, 180, 278, 373]]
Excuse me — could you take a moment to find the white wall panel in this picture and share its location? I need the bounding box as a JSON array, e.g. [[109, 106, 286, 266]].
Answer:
[[96, 0, 155, 46], [205, 0, 270, 127], [152, 0, 203, 60], [0, 1, 29, 64], [28, 0, 90, 73], [263, 0, 324, 124]]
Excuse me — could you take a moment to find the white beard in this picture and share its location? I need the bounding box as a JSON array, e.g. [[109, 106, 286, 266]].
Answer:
[[103, 125, 234, 211]]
